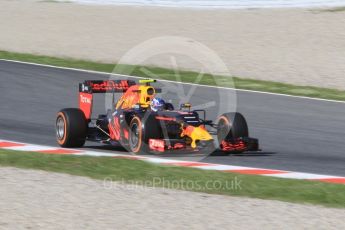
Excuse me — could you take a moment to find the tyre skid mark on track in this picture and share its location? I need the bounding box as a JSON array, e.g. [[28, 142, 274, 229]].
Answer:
[[0, 139, 344, 184]]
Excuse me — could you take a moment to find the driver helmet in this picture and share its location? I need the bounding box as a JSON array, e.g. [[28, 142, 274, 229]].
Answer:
[[150, 98, 165, 112]]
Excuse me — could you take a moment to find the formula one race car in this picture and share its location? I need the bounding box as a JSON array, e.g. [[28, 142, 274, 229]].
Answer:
[[55, 79, 259, 154]]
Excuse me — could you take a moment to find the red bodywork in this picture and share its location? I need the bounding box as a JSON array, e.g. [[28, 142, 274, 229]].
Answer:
[[220, 140, 246, 152], [148, 139, 188, 153], [79, 92, 93, 120]]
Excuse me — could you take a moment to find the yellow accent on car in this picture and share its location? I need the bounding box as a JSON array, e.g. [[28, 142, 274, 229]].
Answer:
[[181, 125, 213, 148], [181, 103, 191, 108], [138, 85, 155, 108], [139, 79, 156, 84], [115, 85, 156, 109]]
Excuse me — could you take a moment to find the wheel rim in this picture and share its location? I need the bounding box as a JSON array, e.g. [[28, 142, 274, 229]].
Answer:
[[56, 116, 65, 140], [130, 123, 139, 150]]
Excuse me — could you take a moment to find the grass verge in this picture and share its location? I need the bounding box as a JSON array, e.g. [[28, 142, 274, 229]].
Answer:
[[1, 50, 345, 101], [319, 6, 345, 12], [0, 149, 344, 208]]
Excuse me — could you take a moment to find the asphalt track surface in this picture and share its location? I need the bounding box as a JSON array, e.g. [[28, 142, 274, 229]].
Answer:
[[0, 60, 344, 176]]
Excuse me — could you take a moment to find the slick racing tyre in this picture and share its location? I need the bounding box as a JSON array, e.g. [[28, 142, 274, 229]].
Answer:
[[56, 108, 87, 147], [129, 116, 143, 153], [129, 115, 161, 154], [216, 112, 248, 154]]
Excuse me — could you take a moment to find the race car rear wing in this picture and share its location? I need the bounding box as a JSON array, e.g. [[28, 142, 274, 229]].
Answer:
[[79, 80, 136, 93], [79, 80, 136, 120]]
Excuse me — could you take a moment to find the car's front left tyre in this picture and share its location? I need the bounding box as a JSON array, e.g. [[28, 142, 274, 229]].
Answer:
[[56, 108, 87, 147], [129, 116, 143, 153], [128, 115, 163, 154]]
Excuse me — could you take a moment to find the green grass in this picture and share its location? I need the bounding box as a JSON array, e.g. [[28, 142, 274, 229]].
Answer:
[[1, 50, 345, 101], [0, 149, 344, 208], [319, 6, 345, 12]]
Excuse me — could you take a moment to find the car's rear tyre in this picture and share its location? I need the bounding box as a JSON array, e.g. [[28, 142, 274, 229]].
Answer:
[[56, 108, 87, 147]]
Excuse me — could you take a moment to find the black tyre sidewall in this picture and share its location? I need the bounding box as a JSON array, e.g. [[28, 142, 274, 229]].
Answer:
[[129, 114, 162, 154], [217, 112, 248, 142], [129, 116, 143, 153], [56, 108, 87, 147]]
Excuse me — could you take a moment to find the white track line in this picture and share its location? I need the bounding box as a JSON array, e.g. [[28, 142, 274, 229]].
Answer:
[[74, 151, 121, 157], [192, 165, 255, 170], [268, 172, 342, 180], [143, 157, 182, 164], [1, 58, 345, 104], [5, 145, 58, 152]]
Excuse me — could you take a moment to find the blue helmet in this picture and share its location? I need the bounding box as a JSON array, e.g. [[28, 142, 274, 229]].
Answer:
[[150, 98, 165, 112]]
